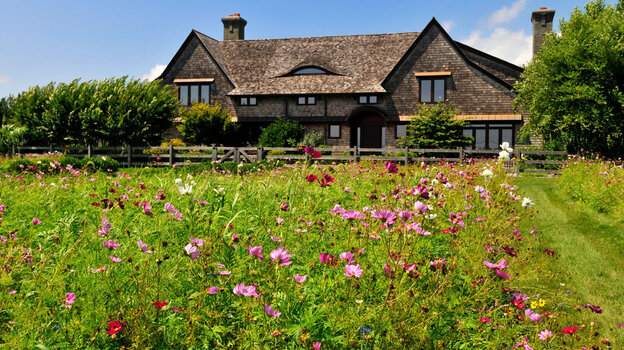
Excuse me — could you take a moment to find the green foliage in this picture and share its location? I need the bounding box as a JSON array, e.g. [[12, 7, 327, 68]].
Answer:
[[257, 116, 305, 147], [9, 77, 178, 146], [0, 124, 27, 154], [0, 96, 14, 125], [514, 0, 624, 157], [400, 103, 472, 149], [301, 130, 324, 147], [178, 103, 240, 146], [3, 155, 118, 174]]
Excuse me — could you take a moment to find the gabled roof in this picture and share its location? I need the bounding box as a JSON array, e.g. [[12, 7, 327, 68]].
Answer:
[[161, 18, 522, 95]]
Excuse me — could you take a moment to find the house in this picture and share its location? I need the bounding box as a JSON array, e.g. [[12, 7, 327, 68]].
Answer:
[[158, 9, 555, 149]]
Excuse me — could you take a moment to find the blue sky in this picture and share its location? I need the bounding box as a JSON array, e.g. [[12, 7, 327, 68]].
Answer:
[[0, 0, 608, 98]]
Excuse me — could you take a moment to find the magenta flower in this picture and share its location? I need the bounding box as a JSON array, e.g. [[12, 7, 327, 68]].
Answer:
[[97, 217, 111, 235], [385, 161, 398, 173], [280, 202, 289, 211], [140, 201, 153, 216], [344, 264, 363, 277], [413, 201, 428, 214], [247, 246, 265, 261], [264, 304, 281, 317], [328, 204, 345, 216], [294, 274, 307, 283], [342, 210, 365, 220], [312, 342, 322, 350], [538, 329, 553, 340], [514, 337, 533, 350], [207, 286, 219, 294], [429, 258, 447, 270], [110, 256, 122, 263], [371, 209, 396, 225], [92, 265, 107, 273], [63, 293, 76, 309], [525, 309, 541, 322], [276, 217, 284, 225], [102, 240, 120, 250], [8, 290, 16, 295], [495, 269, 511, 279], [184, 244, 201, 260], [163, 202, 183, 221], [319, 253, 336, 265], [270, 236, 283, 242], [189, 237, 204, 247], [339, 252, 354, 263], [483, 259, 508, 270], [233, 283, 261, 297], [32, 217, 42, 225], [270, 247, 292, 266], [137, 239, 152, 254]]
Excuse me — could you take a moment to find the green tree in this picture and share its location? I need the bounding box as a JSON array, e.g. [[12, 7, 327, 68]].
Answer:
[[178, 103, 239, 145], [257, 116, 305, 147], [400, 103, 472, 149], [0, 96, 13, 125], [514, 0, 624, 156]]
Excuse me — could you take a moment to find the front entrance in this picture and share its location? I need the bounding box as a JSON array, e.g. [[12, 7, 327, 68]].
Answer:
[[349, 108, 386, 149]]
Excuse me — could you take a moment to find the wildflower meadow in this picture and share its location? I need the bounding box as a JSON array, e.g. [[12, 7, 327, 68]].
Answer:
[[0, 153, 610, 349]]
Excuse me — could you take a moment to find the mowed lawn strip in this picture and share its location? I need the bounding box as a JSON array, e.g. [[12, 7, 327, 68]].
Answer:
[[515, 176, 624, 345]]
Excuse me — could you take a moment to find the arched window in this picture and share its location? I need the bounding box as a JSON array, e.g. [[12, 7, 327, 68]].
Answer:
[[286, 66, 335, 76]]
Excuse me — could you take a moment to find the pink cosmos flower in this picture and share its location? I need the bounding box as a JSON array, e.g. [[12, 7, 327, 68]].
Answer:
[[294, 274, 307, 283], [137, 239, 152, 254], [479, 317, 490, 323], [32, 217, 42, 225], [429, 258, 447, 270], [247, 246, 265, 260], [140, 201, 153, 216], [264, 304, 281, 317], [189, 237, 204, 247], [98, 217, 111, 236], [218, 270, 231, 275], [319, 253, 336, 265], [339, 252, 354, 263], [342, 210, 365, 220], [207, 286, 219, 294], [280, 202, 289, 211], [525, 309, 541, 322], [271, 236, 284, 242], [495, 269, 511, 279], [385, 161, 398, 173], [483, 259, 508, 270], [276, 217, 284, 225], [413, 201, 428, 214], [328, 204, 345, 216], [538, 329, 553, 340], [514, 337, 533, 350], [163, 202, 183, 221], [110, 256, 122, 263], [8, 290, 16, 295], [371, 209, 396, 225], [231, 233, 239, 242], [92, 265, 107, 273], [102, 240, 120, 250], [233, 283, 261, 297], [63, 293, 76, 308], [398, 210, 412, 221], [344, 264, 363, 277], [270, 247, 292, 266], [184, 244, 201, 260], [312, 342, 322, 350], [306, 174, 318, 183]]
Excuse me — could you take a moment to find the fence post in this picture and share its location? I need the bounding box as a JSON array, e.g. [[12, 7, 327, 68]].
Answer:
[[11, 144, 15, 158], [458, 147, 464, 163], [49, 144, 53, 153], [515, 147, 521, 176], [354, 146, 360, 162], [169, 145, 174, 166], [87, 145, 92, 158], [404, 147, 409, 165], [234, 147, 240, 163], [257, 147, 263, 162], [212, 145, 218, 162], [126, 145, 132, 167]]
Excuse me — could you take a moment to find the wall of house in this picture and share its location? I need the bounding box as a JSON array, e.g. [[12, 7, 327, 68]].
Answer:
[[383, 25, 517, 118]]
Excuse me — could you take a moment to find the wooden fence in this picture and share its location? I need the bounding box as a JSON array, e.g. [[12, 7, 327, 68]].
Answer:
[[7, 145, 568, 175]]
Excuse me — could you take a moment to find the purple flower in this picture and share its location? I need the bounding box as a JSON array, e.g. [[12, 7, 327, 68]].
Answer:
[[271, 236, 283, 242], [264, 304, 281, 317], [429, 258, 446, 270], [371, 209, 396, 225], [247, 246, 265, 261], [189, 237, 204, 247], [385, 161, 398, 173], [413, 201, 428, 214], [328, 204, 345, 216], [483, 259, 508, 270], [495, 269, 511, 279], [63, 293, 76, 309], [102, 240, 120, 250], [538, 329, 552, 340], [342, 210, 365, 220], [233, 283, 261, 297], [339, 252, 354, 263], [184, 244, 201, 260], [294, 274, 307, 283], [98, 217, 111, 236], [525, 309, 541, 322], [207, 286, 219, 294], [137, 239, 152, 254], [270, 247, 292, 266], [32, 217, 42, 225], [344, 264, 363, 277]]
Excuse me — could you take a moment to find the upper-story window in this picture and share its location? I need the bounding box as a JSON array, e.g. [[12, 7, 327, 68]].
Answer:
[[358, 95, 378, 104], [285, 66, 337, 76], [419, 78, 445, 103], [240, 97, 257, 106], [176, 80, 212, 106], [297, 96, 316, 105]]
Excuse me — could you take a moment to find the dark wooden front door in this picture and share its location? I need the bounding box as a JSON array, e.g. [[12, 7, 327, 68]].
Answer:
[[360, 126, 382, 148]]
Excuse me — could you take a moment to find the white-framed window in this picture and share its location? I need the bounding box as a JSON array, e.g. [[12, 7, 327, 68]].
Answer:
[[297, 96, 316, 105], [329, 124, 341, 138], [358, 95, 378, 104]]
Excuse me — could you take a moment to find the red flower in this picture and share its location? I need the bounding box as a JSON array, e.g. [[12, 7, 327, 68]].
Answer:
[[320, 173, 335, 187], [562, 325, 579, 335], [154, 300, 167, 309], [304, 146, 322, 159], [306, 174, 318, 183], [106, 320, 126, 335]]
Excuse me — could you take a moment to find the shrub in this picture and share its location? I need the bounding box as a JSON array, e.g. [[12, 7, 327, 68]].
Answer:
[[400, 103, 472, 149], [301, 130, 324, 147], [2, 155, 118, 174], [0, 124, 27, 154], [257, 116, 305, 147], [178, 103, 240, 146]]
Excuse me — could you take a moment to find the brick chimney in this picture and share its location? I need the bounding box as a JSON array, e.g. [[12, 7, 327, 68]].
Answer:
[[221, 13, 246, 40], [531, 8, 555, 57]]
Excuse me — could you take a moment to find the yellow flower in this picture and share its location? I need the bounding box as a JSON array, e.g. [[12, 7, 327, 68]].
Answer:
[[530, 301, 538, 309], [539, 299, 546, 307]]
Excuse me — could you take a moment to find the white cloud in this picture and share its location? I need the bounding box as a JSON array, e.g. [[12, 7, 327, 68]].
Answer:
[[441, 20, 455, 33], [0, 75, 10, 84], [462, 28, 532, 66], [142, 64, 166, 82], [488, 0, 526, 26]]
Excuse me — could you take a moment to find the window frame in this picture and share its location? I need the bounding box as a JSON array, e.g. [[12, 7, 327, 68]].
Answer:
[[395, 124, 407, 139], [297, 96, 316, 105], [463, 123, 516, 150], [328, 124, 341, 139], [418, 77, 446, 103], [240, 96, 258, 106], [178, 83, 211, 106], [358, 95, 379, 104]]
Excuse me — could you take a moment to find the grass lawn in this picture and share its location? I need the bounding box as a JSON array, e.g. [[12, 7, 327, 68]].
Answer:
[[515, 176, 624, 345]]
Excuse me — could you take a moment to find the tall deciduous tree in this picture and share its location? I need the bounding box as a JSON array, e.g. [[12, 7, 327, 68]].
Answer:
[[514, 0, 624, 156], [400, 103, 472, 149]]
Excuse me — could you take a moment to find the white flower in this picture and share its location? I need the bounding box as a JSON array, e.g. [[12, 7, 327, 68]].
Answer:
[[500, 142, 513, 153], [425, 213, 437, 220], [481, 168, 494, 178], [186, 174, 193, 180], [499, 150, 510, 161], [430, 179, 439, 186], [213, 187, 225, 194], [178, 184, 193, 195], [237, 163, 244, 167], [174, 178, 183, 184], [101, 156, 107, 161], [521, 197, 535, 208]]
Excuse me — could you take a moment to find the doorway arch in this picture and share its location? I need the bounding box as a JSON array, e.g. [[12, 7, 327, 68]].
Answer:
[[348, 107, 387, 148]]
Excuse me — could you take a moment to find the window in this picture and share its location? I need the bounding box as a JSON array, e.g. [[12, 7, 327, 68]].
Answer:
[[396, 124, 407, 138], [240, 97, 257, 106], [329, 124, 341, 138], [419, 78, 445, 103], [358, 95, 378, 104], [179, 84, 210, 106], [463, 123, 515, 150], [297, 96, 316, 105], [287, 66, 335, 76]]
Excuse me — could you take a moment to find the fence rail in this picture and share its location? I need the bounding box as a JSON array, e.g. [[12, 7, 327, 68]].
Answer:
[[6, 145, 569, 175]]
